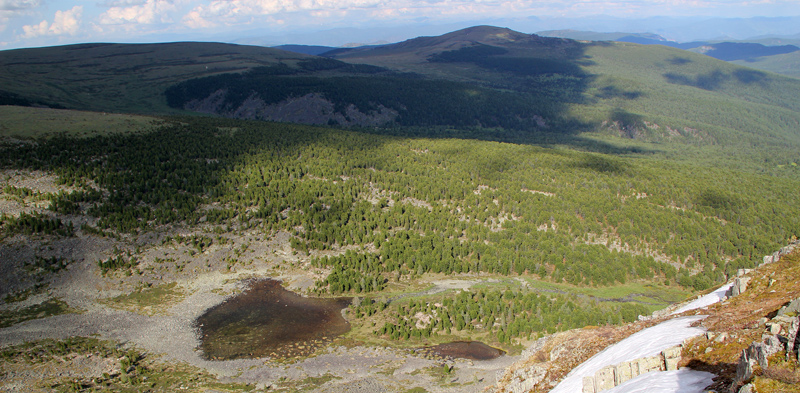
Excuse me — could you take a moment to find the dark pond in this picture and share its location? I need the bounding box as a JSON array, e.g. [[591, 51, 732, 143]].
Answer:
[[196, 279, 351, 360], [424, 341, 505, 360]]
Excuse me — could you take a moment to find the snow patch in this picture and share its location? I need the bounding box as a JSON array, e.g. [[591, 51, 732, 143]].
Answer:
[[605, 368, 715, 393], [671, 283, 732, 315], [550, 316, 707, 393]]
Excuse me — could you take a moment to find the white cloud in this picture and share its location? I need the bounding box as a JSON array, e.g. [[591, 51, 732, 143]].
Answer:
[[99, 0, 177, 25], [21, 5, 82, 38], [1, 0, 42, 32], [185, 0, 385, 24], [0, 0, 41, 12], [182, 8, 215, 28], [173, 0, 800, 31], [99, 0, 148, 7]]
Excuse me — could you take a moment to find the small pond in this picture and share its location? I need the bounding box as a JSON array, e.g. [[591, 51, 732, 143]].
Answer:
[[196, 279, 351, 360], [423, 341, 505, 360]]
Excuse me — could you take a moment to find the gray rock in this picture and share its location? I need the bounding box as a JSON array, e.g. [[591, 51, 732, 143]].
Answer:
[[582, 376, 596, 393], [738, 382, 756, 393], [763, 335, 782, 357], [663, 346, 681, 371], [778, 298, 800, 317], [733, 349, 754, 391], [748, 342, 769, 369], [787, 316, 799, 361], [614, 361, 633, 385], [726, 277, 751, 297], [594, 366, 615, 391], [507, 364, 546, 393], [737, 268, 753, 276]]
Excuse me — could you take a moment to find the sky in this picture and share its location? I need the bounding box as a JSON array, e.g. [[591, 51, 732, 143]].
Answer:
[[2, 0, 800, 49]]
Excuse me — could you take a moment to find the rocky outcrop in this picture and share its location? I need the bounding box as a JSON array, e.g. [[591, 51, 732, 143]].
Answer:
[[726, 276, 751, 298], [761, 241, 798, 265], [495, 241, 800, 393], [506, 365, 547, 393], [738, 383, 756, 393], [730, 312, 800, 391], [728, 241, 798, 299], [580, 345, 682, 393], [185, 91, 399, 127]]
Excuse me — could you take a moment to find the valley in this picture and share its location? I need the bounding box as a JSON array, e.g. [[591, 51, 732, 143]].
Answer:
[[1, 25, 800, 392]]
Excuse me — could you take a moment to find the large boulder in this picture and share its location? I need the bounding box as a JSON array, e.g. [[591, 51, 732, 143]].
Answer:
[[726, 277, 751, 297]]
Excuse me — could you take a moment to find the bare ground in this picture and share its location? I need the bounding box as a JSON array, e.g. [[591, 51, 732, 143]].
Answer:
[[0, 174, 517, 392]]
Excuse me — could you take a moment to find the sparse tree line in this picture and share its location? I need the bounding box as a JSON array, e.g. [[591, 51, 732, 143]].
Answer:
[[362, 289, 649, 344]]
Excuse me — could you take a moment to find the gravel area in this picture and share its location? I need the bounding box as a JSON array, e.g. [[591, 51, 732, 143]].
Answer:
[[0, 172, 517, 392], [1, 228, 517, 393]]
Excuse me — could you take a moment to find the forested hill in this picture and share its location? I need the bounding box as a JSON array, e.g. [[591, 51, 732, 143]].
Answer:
[[0, 42, 312, 113], [2, 26, 800, 169], [171, 27, 800, 159]]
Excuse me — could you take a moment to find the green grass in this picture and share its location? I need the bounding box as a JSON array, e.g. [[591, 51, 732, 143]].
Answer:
[[278, 374, 341, 392], [0, 337, 255, 392], [0, 298, 77, 328], [101, 283, 183, 316], [524, 278, 691, 313], [731, 51, 800, 79], [0, 106, 164, 139]]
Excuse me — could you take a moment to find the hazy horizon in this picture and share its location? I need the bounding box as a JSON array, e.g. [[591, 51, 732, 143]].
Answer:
[[2, 0, 800, 50]]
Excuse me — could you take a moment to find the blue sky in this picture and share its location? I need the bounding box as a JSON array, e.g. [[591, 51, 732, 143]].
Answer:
[[2, 0, 800, 49]]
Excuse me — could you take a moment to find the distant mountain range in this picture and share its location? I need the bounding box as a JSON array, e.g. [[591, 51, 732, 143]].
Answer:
[[228, 15, 800, 49], [539, 29, 800, 77], [3, 25, 800, 153]]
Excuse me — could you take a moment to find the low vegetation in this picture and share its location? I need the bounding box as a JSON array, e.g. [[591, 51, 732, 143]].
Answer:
[[0, 337, 255, 392], [101, 283, 184, 316], [0, 298, 77, 328]]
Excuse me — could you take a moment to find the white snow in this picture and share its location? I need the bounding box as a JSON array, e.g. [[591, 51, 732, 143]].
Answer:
[[604, 369, 716, 393], [671, 283, 732, 315], [550, 316, 707, 393], [549, 281, 735, 393]]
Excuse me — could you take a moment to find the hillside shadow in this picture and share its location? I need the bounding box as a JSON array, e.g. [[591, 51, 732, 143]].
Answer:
[[352, 125, 657, 157], [663, 68, 771, 91], [732, 69, 769, 85], [596, 86, 643, 100], [363, 40, 656, 156], [664, 70, 729, 91], [160, 36, 659, 157], [667, 56, 692, 66]]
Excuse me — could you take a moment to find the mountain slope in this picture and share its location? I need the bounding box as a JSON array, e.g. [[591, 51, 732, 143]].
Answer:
[[495, 243, 800, 393], [732, 51, 800, 79], [3, 26, 800, 172], [165, 26, 800, 163], [0, 42, 311, 113], [324, 26, 800, 161], [686, 42, 799, 61]]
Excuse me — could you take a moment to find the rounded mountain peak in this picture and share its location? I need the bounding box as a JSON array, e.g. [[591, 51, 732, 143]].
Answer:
[[439, 26, 534, 44]]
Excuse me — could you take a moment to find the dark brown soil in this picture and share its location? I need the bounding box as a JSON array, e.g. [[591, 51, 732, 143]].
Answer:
[[425, 341, 505, 360], [196, 279, 351, 360]]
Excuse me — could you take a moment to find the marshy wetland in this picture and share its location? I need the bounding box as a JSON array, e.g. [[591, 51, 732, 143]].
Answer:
[[196, 279, 352, 360], [424, 341, 505, 361]]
